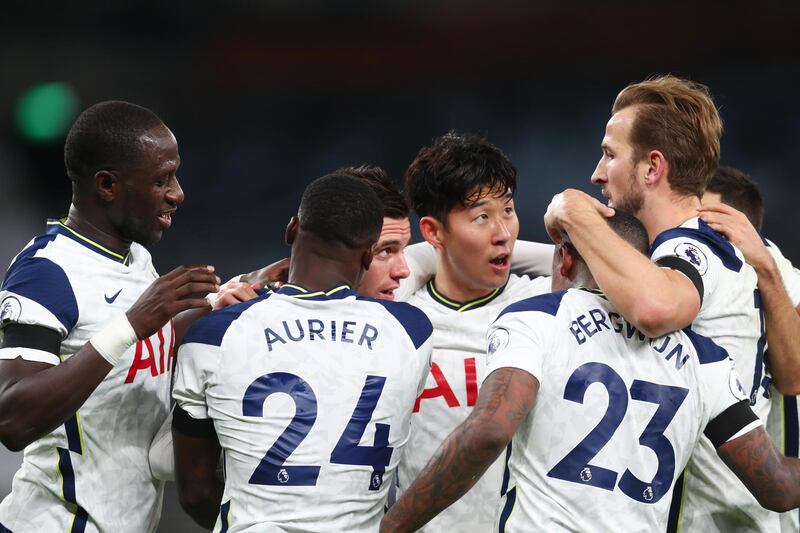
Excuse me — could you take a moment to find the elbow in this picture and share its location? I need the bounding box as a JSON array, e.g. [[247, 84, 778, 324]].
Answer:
[[0, 418, 34, 452], [774, 379, 800, 397], [177, 483, 219, 522], [757, 493, 795, 514], [629, 301, 691, 338]]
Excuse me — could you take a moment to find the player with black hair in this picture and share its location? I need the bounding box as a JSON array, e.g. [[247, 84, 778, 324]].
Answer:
[[383, 211, 800, 532], [703, 166, 765, 231], [0, 101, 219, 532], [398, 131, 550, 532], [172, 173, 433, 531]]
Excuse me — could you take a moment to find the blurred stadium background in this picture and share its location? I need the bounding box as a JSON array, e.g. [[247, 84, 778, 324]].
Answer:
[[1, 2, 799, 531]]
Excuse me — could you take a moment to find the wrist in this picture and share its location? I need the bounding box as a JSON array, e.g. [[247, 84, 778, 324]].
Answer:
[[89, 314, 139, 366]]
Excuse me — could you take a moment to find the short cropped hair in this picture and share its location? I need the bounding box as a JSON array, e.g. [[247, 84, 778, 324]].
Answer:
[[707, 165, 764, 231], [336, 165, 409, 220], [298, 173, 383, 249], [607, 210, 650, 254], [404, 131, 517, 223], [64, 101, 166, 185], [613, 75, 722, 198]]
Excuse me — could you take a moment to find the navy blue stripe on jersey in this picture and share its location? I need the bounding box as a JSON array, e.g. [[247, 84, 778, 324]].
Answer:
[[0, 521, 12, 532], [759, 232, 771, 247], [181, 293, 271, 347], [498, 486, 516, 532], [785, 396, 799, 458], [277, 284, 354, 301], [648, 219, 742, 273], [219, 500, 231, 533], [500, 442, 512, 496], [666, 471, 685, 533], [682, 328, 730, 365], [65, 414, 83, 454], [2, 234, 78, 334], [355, 296, 433, 350], [56, 447, 89, 533], [496, 290, 567, 320]]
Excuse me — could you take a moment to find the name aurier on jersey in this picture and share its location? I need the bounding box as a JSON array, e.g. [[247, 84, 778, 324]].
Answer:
[[568, 307, 691, 370], [264, 319, 379, 352]]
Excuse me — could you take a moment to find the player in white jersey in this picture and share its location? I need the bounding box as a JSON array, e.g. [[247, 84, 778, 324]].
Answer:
[[396, 132, 550, 532], [0, 102, 219, 533], [383, 211, 800, 533], [699, 165, 800, 533], [543, 76, 779, 531], [171, 174, 433, 532]]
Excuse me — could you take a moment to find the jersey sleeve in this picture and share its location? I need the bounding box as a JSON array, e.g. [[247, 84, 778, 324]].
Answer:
[[0, 254, 79, 365], [649, 232, 729, 305], [395, 242, 437, 302], [484, 309, 553, 385], [766, 240, 800, 307], [172, 340, 220, 420], [510, 240, 555, 277]]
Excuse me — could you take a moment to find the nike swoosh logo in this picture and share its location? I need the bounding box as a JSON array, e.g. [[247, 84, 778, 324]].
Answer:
[[105, 289, 122, 304]]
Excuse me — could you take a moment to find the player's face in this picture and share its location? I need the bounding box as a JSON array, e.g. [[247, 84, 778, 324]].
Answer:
[[591, 107, 646, 215], [113, 126, 184, 245], [439, 187, 518, 292], [357, 217, 412, 301]]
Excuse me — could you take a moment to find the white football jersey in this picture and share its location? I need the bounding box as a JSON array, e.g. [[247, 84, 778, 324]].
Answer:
[[649, 217, 773, 532], [762, 240, 800, 533], [486, 288, 758, 532], [398, 274, 551, 532], [172, 284, 433, 533], [0, 219, 174, 533]]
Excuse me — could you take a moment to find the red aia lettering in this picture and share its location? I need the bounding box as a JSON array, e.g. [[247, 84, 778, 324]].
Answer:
[[124, 321, 175, 384], [413, 357, 478, 412]]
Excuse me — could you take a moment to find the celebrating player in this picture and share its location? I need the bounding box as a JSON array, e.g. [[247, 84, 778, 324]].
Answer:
[[397, 132, 550, 532], [171, 174, 433, 531], [382, 211, 800, 532], [543, 75, 778, 531], [0, 102, 219, 532]]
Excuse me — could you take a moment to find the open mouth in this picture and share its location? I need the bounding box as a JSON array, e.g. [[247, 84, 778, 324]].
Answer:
[[377, 288, 397, 300], [157, 211, 173, 229], [489, 254, 510, 270]]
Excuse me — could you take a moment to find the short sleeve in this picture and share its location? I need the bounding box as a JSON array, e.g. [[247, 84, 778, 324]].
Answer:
[[1, 255, 78, 338], [484, 310, 552, 385], [649, 233, 728, 304], [172, 342, 220, 420], [767, 241, 800, 307]]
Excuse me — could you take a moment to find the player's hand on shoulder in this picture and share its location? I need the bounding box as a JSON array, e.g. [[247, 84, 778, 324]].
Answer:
[[126, 265, 220, 339], [240, 257, 289, 290], [544, 188, 614, 243], [698, 203, 773, 272], [213, 281, 261, 309]]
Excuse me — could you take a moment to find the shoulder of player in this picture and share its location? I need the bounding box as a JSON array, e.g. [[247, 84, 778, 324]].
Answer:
[[496, 289, 569, 322], [649, 217, 743, 273], [181, 292, 273, 347], [678, 327, 731, 366], [353, 295, 433, 349]]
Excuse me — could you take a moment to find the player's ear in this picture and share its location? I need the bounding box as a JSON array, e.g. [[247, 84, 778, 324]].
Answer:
[[361, 246, 374, 272], [644, 149, 668, 186], [95, 170, 118, 203], [558, 244, 575, 279], [285, 216, 300, 245], [419, 216, 445, 250]]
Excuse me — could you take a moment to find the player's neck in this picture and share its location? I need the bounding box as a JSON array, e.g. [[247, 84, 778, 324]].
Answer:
[[433, 257, 505, 304], [638, 192, 702, 244], [287, 236, 360, 292], [65, 203, 132, 256]]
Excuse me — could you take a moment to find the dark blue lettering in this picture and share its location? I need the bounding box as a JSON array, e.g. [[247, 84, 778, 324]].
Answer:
[[609, 312, 623, 333], [589, 309, 610, 333], [265, 328, 287, 352], [341, 321, 356, 343], [569, 321, 586, 345], [576, 313, 598, 338], [308, 319, 324, 340], [358, 324, 378, 350], [284, 320, 305, 342]]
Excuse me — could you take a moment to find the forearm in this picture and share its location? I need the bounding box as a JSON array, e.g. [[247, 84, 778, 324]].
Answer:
[[180, 479, 224, 530], [382, 418, 507, 532], [563, 209, 692, 336], [753, 262, 800, 393], [0, 347, 111, 450], [719, 428, 800, 512]]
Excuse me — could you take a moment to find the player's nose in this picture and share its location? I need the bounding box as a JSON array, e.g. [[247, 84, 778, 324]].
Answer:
[[168, 176, 185, 205]]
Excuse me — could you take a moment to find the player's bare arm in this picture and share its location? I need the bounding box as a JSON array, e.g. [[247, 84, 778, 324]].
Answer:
[[0, 265, 218, 451], [173, 421, 224, 529], [544, 189, 700, 337], [381, 367, 538, 533], [718, 426, 800, 512], [700, 202, 800, 393]]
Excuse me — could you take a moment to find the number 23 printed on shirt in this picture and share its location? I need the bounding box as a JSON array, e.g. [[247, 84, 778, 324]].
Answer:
[[548, 362, 689, 504], [242, 372, 392, 491]]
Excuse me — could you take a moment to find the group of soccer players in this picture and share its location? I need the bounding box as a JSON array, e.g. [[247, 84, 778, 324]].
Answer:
[[0, 74, 799, 533]]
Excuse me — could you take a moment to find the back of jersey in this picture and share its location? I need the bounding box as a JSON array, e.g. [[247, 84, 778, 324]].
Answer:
[[485, 289, 747, 532], [173, 286, 432, 533]]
